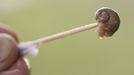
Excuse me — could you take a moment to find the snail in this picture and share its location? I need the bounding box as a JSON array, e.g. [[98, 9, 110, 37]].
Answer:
[[95, 7, 120, 37]]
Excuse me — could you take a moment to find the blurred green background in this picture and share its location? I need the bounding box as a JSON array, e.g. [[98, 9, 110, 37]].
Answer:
[[0, 0, 134, 75]]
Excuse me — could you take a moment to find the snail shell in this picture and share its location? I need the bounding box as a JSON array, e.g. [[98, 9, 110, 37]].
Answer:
[[95, 7, 120, 37]]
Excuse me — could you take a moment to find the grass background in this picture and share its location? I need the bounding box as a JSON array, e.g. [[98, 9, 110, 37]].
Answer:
[[0, 0, 134, 75]]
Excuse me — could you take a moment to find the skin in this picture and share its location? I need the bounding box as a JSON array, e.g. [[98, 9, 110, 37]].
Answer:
[[0, 56, 30, 75], [0, 25, 30, 75]]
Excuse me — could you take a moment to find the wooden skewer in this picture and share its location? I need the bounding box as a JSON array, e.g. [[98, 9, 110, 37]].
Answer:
[[32, 23, 98, 45], [18, 7, 120, 56]]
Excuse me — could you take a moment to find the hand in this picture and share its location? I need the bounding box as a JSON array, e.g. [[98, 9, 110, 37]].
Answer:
[[0, 24, 30, 75], [0, 57, 30, 75]]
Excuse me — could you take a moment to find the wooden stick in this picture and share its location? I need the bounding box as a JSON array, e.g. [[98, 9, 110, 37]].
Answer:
[[18, 7, 120, 56], [32, 23, 98, 45]]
